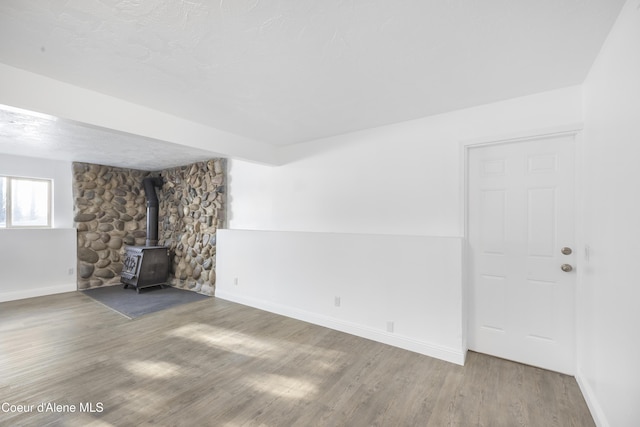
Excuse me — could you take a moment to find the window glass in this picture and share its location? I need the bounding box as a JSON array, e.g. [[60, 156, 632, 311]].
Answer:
[[5, 178, 51, 227], [0, 176, 52, 228]]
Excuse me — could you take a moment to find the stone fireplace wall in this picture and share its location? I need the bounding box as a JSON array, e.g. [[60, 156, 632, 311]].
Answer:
[[157, 159, 225, 295], [72, 159, 225, 296], [73, 163, 151, 289]]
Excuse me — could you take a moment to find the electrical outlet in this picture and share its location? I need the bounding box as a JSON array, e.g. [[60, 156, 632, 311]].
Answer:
[[68, 268, 74, 275], [386, 321, 394, 333], [233, 277, 239, 286], [334, 296, 341, 307]]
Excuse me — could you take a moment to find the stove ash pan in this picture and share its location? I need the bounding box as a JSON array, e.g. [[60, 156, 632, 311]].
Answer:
[[121, 246, 170, 293]]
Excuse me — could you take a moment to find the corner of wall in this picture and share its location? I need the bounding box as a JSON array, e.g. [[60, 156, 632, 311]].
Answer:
[[575, 370, 610, 427]]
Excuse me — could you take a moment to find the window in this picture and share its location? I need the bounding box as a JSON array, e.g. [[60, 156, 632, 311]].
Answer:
[[0, 176, 52, 228]]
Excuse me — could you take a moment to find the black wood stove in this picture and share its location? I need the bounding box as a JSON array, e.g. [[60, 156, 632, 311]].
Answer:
[[120, 176, 170, 293], [121, 245, 169, 293]]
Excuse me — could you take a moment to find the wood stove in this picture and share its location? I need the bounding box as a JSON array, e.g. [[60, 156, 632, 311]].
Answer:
[[120, 176, 170, 292], [121, 245, 169, 293]]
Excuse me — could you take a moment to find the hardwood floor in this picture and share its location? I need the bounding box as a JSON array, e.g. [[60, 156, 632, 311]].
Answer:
[[0, 291, 594, 427]]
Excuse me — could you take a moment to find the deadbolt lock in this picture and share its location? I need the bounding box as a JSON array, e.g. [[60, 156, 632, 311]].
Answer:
[[561, 264, 573, 272], [561, 247, 573, 255]]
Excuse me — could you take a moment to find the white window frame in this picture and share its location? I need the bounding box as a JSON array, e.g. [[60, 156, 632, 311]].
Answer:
[[0, 175, 53, 228]]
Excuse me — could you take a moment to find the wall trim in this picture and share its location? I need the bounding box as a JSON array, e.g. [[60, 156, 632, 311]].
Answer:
[[459, 122, 584, 148], [216, 290, 466, 366], [0, 283, 76, 303], [576, 370, 609, 427]]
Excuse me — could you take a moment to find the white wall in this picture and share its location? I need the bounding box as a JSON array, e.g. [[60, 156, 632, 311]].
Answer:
[[0, 154, 76, 301], [0, 228, 77, 302], [578, 1, 640, 426], [223, 86, 583, 366], [216, 230, 464, 364], [228, 85, 582, 235]]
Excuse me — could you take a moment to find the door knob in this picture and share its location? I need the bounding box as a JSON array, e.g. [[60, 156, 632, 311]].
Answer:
[[561, 264, 573, 272], [561, 247, 572, 255]]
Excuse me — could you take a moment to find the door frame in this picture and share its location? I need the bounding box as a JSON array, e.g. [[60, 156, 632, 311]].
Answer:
[[459, 123, 583, 365]]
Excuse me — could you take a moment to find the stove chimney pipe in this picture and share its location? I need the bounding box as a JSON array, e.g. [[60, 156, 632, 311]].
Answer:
[[143, 176, 163, 246]]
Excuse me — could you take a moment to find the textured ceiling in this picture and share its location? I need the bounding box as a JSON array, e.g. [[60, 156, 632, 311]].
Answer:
[[0, 0, 627, 166], [0, 107, 217, 171]]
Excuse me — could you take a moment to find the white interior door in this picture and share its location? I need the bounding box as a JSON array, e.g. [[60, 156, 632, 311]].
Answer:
[[467, 133, 576, 374]]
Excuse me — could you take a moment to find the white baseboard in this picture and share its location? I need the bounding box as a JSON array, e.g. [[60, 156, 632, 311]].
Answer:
[[0, 283, 76, 303], [576, 369, 609, 427], [216, 290, 466, 366]]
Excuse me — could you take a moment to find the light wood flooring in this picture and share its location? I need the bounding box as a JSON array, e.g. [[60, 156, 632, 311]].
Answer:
[[0, 291, 594, 426]]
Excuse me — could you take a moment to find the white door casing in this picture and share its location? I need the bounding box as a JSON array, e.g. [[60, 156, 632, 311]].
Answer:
[[467, 133, 576, 374]]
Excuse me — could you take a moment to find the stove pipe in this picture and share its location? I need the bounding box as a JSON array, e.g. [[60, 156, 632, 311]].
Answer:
[[143, 176, 163, 246]]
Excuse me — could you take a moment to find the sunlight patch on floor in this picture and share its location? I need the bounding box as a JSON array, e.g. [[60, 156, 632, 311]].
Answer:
[[242, 373, 319, 400], [166, 323, 277, 357], [124, 360, 184, 379]]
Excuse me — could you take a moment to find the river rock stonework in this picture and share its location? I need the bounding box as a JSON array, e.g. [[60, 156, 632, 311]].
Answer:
[[72, 159, 225, 296], [73, 163, 151, 289], [157, 159, 225, 295]]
